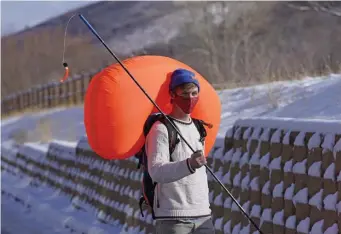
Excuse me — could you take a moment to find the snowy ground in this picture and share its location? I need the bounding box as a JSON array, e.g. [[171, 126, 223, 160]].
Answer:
[[1, 166, 123, 234], [1, 73, 341, 233]]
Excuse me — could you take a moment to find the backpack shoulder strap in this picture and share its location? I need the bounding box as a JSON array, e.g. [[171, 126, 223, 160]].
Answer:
[[135, 113, 164, 169], [192, 118, 213, 145], [159, 116, 180, 161]]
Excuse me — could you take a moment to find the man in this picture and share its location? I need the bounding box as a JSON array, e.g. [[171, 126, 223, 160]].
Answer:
[[145, 68, 215, 234]]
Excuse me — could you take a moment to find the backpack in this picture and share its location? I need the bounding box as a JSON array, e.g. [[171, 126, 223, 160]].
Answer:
[[134, 112, 212, 219]]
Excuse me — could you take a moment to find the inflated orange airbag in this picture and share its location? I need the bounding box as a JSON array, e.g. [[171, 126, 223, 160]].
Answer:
[[84, 55, 221, 160]]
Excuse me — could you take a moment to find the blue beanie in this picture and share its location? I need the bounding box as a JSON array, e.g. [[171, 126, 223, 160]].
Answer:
[[169, 68, 200, 92]]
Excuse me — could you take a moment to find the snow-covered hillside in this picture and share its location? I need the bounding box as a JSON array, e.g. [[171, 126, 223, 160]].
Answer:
[[1, 74, 341, 233], [2, 74, 340, 145]]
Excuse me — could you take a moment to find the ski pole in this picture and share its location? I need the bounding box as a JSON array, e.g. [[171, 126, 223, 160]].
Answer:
[[78, 14, 263, 234]]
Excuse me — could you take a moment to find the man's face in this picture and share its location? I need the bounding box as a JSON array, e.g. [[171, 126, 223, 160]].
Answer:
[[173, 85, 199, 99], [170, 84, 200, 114]]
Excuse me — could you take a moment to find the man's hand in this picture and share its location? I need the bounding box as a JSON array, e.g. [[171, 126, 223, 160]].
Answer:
[[189, 150, 206, 170]]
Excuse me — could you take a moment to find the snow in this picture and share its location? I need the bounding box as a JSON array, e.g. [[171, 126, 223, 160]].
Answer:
[[225, 127, 234, 138], [297, 217, 310, 234], [2, 74, 341, 233], [241, 173, 250, 190], [283, 131, 291, 145], [234, 126, 242, 140], [231, 197, 241, 211], [223, 149, 234, 164], [232, 222, 241, 234], [284, 183, 295, 200], [338, 201, 341, 213], [51, 139, 78, 149], [324, 163, 335, 180], [308, 161, 322, 177], [308, 132, 321, 150], [209, 190, 214, 203], [273, 210, 284, 225], [214, 192, 224, 206], [322, 133, 336, 151], [294, 131, 306, 146], [311, 220, 324, 233], [309, 189, 323, 210], [324, 224, 339, 234], [323, 192, 338, 211], [222, 170, 232, 185], [273, 181, 284, 198], [233, 171, 242, 187], [260, 128, 271, 141], [213, 147, 224, 159], [260, 208, 272, 226], [293, 188, 308, 205], [242, 201, 250, 212], [334, 138, 341, 158], [243, 127, 252, 140], [284, 159, 293, 173], [214, 217, 223, 230], [293, 159, 307, 174], [215, 167, 224, 181], [271, 129, 282, 143], [224, 197, 232, 208], [1, 171, 122, 234], [250, 205, 261, 218], [251, 127, 262, 139], [240, 224, 250, 234], [250, 177, 260, 191], [231, 149, 242, 165], [235, 118, 341, 135], [224, 220, 232, 233], [261, 181, 271, 195], [240, 152, 250, 167], [259, 152, 270, 169], [269, 156, 281, 172], [285, 215, 296, 229]]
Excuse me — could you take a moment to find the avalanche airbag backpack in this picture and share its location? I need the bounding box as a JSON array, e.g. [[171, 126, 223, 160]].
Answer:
[[134, 112, 210, 219]]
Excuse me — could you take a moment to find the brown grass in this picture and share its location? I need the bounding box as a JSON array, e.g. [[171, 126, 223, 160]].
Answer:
[[1, 25, 112, 98], [35, 116, 53, 143], [10, 116, 54, 144]]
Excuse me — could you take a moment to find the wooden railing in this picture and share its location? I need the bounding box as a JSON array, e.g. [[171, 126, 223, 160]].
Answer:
[[1, 65, 250, 117], [1, 69, 102, 117]]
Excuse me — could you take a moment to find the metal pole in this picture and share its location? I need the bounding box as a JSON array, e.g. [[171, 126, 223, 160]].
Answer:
[[78, 14, 263, 234]]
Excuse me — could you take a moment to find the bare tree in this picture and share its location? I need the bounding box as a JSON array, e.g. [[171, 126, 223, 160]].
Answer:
[[158, 1, 341, 87], [287, 1, 341, 17]]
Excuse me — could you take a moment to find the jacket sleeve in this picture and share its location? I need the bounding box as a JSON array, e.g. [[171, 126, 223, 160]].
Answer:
[[145, 121, 195, 184]]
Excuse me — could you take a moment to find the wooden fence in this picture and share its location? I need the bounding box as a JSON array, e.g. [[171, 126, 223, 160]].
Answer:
[[1, 66, 249, 118], [1, 69, 101, 117]]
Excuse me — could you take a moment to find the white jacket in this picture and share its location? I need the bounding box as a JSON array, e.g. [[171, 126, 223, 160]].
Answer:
[[145, 117, 211, 219]]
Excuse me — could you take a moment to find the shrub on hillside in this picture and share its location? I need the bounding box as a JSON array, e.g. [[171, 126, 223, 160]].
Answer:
[[1, 26, 112, 98], [142, 2, 341, 87]]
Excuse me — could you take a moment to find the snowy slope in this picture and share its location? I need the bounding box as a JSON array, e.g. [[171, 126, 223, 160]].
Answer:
[[1, 73, 341, 233], [2, 74, 340, 145]]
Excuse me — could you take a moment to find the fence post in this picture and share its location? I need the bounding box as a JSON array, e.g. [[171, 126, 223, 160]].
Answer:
[[2, 98, 7, 116], [16, 92, 21, 113], [47, 84, 51, 108], [1, 67, 108, 116], [51, 82, 57, 108], [81, 73, 87, 102]]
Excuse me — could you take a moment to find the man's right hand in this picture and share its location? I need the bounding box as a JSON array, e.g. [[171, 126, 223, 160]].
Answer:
[[189, 150, 206, 170]]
